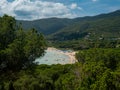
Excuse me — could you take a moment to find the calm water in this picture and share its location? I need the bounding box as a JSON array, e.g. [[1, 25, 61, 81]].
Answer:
[[35, 49, 71, 65]]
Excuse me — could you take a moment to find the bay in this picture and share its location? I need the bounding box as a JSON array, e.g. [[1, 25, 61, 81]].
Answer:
[[35, 47, 77, 65]]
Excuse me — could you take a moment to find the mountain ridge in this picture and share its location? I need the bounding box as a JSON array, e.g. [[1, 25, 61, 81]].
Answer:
[[48, 10, 120, 41], [17, 10, 120, 36]]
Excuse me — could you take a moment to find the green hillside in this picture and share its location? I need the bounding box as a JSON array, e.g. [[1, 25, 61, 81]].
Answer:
[[49, 10, 120, 41], [18, 10, 120, 37], [46, 10, 120, 49], [50, 16, 120, 40], [17, 10, 120, 49], [17, 18, 74, 35]]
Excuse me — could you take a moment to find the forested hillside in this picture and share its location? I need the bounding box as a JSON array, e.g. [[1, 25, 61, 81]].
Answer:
[[50, 15, 120, 41], [17, 18, 74, 35], [49, 10, 120, 41], [18, 10, 120, 37], [50, 10, 120, 49], [18, 10, 120, 49]]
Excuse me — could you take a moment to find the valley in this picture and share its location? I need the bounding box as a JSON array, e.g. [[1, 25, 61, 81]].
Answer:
[[18, 10, 120, 50]]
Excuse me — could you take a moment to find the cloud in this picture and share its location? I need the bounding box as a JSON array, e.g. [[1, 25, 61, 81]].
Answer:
[[92, 0, 98, 2], [70, 3, 77, 9], [70, 3, 83, 10], [0, 0, 81, 20]]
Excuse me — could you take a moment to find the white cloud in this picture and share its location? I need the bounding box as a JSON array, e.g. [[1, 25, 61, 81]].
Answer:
[[0, 0, 81, 20], [70, 3, 77, 9], [70, 3, 82, 10], [92, 0, 98, 2]]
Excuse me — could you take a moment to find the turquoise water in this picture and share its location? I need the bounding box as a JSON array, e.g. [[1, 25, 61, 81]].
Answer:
[[35, 49, 71, 65]]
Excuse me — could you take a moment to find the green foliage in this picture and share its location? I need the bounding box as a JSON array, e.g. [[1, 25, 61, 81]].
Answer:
[[0, 48, 120, 90], [11, 64, 75, 90], [1, 10, 120, 90], [17, 10, 120, 50], [48, 10, 120, 50], [0, 14, 16, 50], [76, 48, 120, 70], [0, 15, 46, 73], [50, 14, 120, 42], [75, 48, 120, 90], [17, 18, 74, 35], [18, 10, 120, 37]]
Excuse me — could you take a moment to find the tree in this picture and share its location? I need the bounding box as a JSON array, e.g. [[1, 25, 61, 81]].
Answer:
[[0, 14, 16, 50], [8, 81, 15, 90], [0, 15, 46, 72], [23, 29, 46, 67]]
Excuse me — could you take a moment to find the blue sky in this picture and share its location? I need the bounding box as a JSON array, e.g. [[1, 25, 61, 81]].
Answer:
[[0, 0, 120, 20]]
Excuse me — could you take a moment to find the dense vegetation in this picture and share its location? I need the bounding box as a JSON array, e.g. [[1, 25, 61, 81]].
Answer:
[[49, 10, 120, 49], [0, 10, 120, 90], [0, 15, 46, 74], [51, 38, 120, 50], [18, 10, 120, 36], [0, 48, 120, 90], [17, 18, 75, 35], [50, 16, 120, 41], [18, 10, 120, 50]]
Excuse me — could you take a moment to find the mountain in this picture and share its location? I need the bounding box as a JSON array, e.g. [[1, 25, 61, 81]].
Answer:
[[17, 18, 75, 35], [49, 10, 120, 41], [17, 10, 120, 35], [17, 10, 120, 42]]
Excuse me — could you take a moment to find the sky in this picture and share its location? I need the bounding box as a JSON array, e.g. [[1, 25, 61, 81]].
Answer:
[[0, 0, 120, 20]]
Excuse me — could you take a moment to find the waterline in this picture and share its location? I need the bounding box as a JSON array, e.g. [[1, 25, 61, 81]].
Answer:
[[35, 47, 77, 65]]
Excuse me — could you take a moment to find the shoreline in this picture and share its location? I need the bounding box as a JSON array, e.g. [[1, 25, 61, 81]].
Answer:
[[47, 47, 77, 64]]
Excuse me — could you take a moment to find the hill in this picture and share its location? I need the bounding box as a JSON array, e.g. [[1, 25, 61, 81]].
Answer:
[[48, 10, 120, 49], [49, 10, 120, 41], [17, 18, 75, 35], [18, 10, 120, 37], [17, 10, 120, 49]]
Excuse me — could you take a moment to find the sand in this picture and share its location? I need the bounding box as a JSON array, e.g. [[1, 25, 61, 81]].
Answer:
[[47, 47, 77, 64]]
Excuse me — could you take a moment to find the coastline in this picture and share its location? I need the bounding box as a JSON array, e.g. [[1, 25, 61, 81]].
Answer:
[[47, 47, 77, 64]]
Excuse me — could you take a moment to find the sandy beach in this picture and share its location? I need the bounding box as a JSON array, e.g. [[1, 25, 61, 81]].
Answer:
[[47, 47, 77, 64]]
